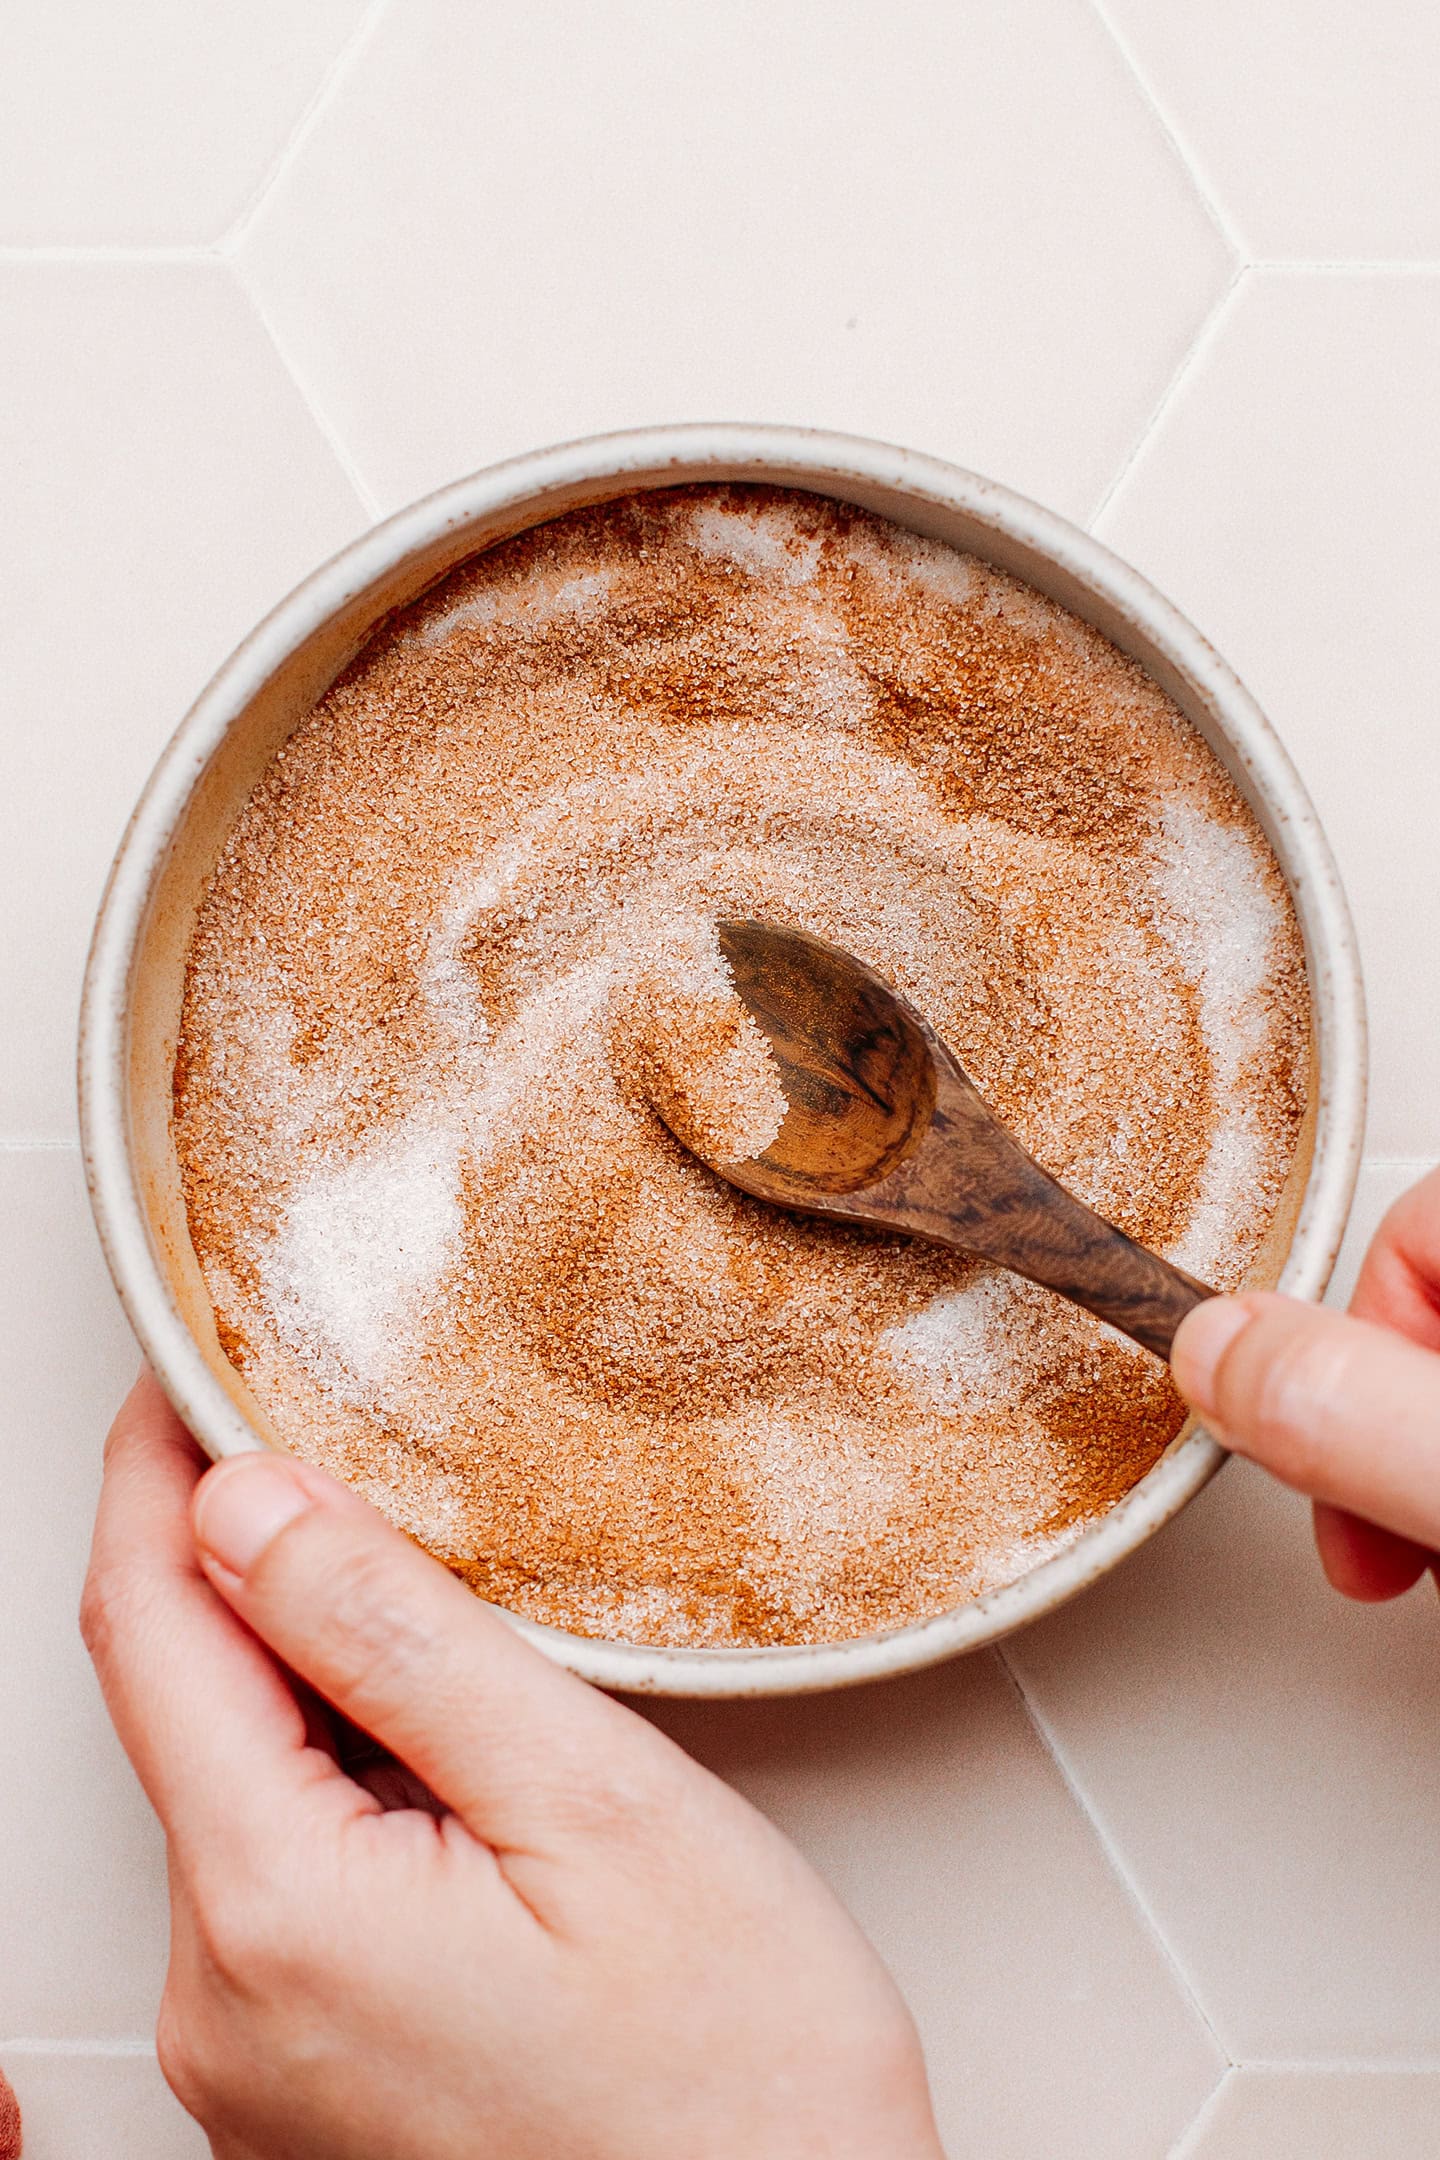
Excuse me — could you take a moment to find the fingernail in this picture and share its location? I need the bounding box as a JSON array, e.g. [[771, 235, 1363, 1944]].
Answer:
[[1170, 1297, 1254, 1417], [194, 1455, 315, 1578]]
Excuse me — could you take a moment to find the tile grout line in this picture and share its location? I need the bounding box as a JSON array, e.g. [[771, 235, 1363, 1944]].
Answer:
[[0, 260, 382, 519], [1086, 264, 1249, 530], [1165, 2065, 1235, 2158], [0, 0, 391, 275], [994, 1645, 1234, 2068], [1163, 2054, 1440, 2153], [0, 244, 216, 263], [1238, 2057, 1440, 2075], [229, 258, 384, 521], [1252, 258, 1440, 277], [1084, 0, 1249, 259], [220, 0, 396, 258], [213, 0, 394, 523], [4, 242, 1432, 278], [0, 2038, 154, 2057]]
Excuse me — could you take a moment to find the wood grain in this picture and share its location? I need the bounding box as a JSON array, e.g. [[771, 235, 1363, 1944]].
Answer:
[[713, 920, 1214, 1360]]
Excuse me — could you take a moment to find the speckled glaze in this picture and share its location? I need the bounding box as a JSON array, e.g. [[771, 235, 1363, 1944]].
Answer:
[[78, 425, 1366, 1698]]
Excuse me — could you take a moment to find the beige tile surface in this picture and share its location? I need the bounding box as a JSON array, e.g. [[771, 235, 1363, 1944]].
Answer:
[[1098, 271, 1440, 1158], [1098, 0, 1440, 258], [1, 2050, 206, 2160], [1005, 1440, 1440, 2058], [236, 0, 1232, 522], [648, 1655, 1221, 2160], [0, 263, 367, 1139], [2, 0, 1439, 2149], [0, 0, 371, 245], [0, 1151, 169, 2037], [1183, 2069, 1440, 2160]]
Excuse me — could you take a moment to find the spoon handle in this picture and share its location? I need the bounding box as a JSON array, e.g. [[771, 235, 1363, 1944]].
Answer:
[[947, 1151, 1214, 1358], [883, 1060, 1216, 1359]]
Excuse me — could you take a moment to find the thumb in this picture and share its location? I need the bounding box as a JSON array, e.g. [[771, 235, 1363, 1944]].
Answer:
[[0, 2063, 20, 2160], [191, 1450, 666, 1854], [1171, 1292, 1440, 1551]]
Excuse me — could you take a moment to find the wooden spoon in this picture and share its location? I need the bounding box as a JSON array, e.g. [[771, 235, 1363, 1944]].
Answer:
[[684, 920, 1215, 1360]]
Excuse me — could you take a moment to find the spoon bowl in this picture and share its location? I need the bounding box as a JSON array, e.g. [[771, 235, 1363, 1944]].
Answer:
[[716, 919, 935, 1198]]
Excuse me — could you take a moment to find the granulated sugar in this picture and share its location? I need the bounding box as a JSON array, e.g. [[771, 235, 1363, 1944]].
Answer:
[[174, 484, 1309, 1648]]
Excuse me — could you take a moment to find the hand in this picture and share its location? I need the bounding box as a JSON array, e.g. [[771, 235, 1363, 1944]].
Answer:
[[81, 1375, 943, 2160], [1171, 1165, 1440, 1600], [0, 2065, 19, 2160]]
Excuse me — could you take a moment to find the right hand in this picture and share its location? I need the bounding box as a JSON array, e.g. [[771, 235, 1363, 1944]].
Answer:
[[1171, 1165, 1440, 1600], [81, 1375, 943, 2160]]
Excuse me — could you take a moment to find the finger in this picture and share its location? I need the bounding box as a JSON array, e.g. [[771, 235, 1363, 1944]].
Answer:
[[1300, 1167, 1440, 1603], [0, 2064, 19, 2160], [83, 1372, 369, 1864], [191, 1451, 679, 1855], [1350, 1165, 1440, 1351], [1311, 1500, 1432, 1602], [1172, 1293, 1440, 1548]]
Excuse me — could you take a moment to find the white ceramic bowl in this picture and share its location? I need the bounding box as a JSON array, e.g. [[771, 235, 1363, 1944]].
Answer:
[[79, 424, 1366, 1697]]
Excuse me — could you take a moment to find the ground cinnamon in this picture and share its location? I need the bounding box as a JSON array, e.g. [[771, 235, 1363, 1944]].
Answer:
[[174, 485, 1308, 1648]]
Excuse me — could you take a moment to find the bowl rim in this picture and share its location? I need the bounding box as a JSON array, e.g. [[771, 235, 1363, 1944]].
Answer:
[[79, 421, 1367, 1697]]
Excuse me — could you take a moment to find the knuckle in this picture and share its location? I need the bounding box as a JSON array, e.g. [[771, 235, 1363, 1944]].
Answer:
[[300, 1537, 436, 1713], [76, 1573, 111, 1664], [189, 1872, 302, 2000], [155, 1994, 210, 2119], [548, 1735, 681, 1848], [102, 1400, 143, 1469], [554, 1766, 656, 1844], [78, 1559, 147, 1670], [1238, 1320, 1348, 1476]]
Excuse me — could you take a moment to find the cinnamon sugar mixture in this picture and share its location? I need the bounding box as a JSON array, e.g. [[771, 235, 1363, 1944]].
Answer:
[[174, 486, 1308, 1648]]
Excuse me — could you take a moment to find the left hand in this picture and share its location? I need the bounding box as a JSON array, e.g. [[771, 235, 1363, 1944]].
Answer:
[[80, 1372, 942, 2160]]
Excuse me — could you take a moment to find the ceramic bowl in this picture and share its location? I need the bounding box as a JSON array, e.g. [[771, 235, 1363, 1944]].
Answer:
[[79, 424, 1366, 1697]]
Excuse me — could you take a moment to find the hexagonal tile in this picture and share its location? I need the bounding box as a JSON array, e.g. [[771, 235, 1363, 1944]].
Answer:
[[1096, 271, 1440, 1158], [0, 1149, 168, 2038], [1097, 0, 1440, 259], [1181, 2069, 1440, 2159], [236, 0, 1233, 520], [1009, 1457, 1440, 2062], [0, 2051, 206, 2160], [1004, 1161, 1440, 2062], [0, 0, 374, 245], [647, 1654, 1222, 2159], [0, 263, 368, 1139]]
